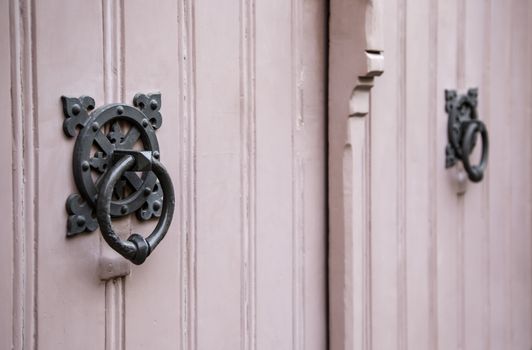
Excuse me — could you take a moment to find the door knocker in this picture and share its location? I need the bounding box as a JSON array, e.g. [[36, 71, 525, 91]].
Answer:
[[62, 93, 175, 265], [445, 88, 489, 183]]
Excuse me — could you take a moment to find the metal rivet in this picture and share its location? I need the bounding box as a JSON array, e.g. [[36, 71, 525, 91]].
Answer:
[[76, 216, 86, 227], [120, 205, 128, 214], [152, 201, 161, 211], [72, 104, 81, 115], [117, 106, 124, 115], [91, 122, 99, 131], [142, 119, 149, 128], [81, 161, 90, 171], [143, 187, 152, 196], [153, 151, 160, 159], [150, 99, 158, 110]]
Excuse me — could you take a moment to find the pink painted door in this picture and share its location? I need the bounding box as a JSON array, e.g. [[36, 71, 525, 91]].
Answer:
[[0, 0, 327, 349], [329, 0, 532, 349]]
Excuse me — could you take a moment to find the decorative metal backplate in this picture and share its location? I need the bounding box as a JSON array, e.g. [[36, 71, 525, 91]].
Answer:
[[444, 88, 489, 183], [444, 88, 479, 168], [63, 93, 165, 237]]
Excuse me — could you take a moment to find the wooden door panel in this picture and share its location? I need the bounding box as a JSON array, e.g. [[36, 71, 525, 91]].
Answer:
[[507, 2, 532, 346], [434, 0, 462, 349], [329, 0, 532, 349], [255, 0, 296, 347], [34, 1, 106, 349], [2, 0, 327, 349], [195, 1, 242, 348], [122, 1, 182, 349]]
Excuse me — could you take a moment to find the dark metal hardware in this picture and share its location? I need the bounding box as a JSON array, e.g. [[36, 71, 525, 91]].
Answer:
[[62, 93, 174, 265], [97, 151, 175, 265], [445, 88, 489, 183]]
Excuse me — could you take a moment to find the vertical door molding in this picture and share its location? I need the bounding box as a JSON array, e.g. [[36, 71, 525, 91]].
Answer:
[[328, 0, 383, 349], [101, 1, 127, 350], [8, 0, 38, 348]]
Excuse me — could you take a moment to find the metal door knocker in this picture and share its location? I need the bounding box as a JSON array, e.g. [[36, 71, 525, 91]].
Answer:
[[62, 93, 175, 265], [445, 88, 489, 183]]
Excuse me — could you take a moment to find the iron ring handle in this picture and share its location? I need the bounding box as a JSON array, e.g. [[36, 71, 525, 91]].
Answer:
[[461, 120, 489, 183], [96, 154, 175, 265]]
